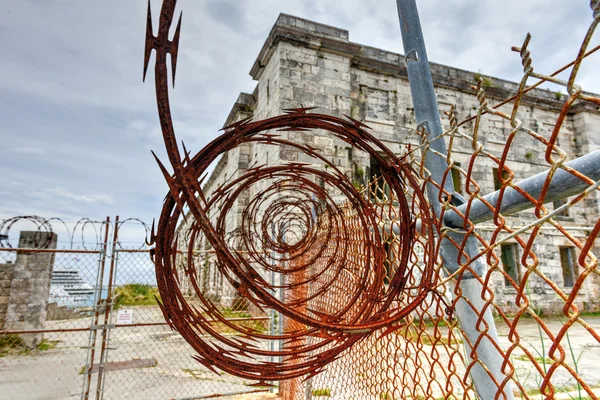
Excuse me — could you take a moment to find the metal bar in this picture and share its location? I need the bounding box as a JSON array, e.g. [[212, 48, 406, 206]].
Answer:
[[113, 318, 271, 328], [0, 248, 101, 254], [0, 317, 273, 337], [396, 1, 513, 399], [444, 150, 600, 228], [0, 327, 92, 335], [0, 317, 271, 336], [115, 248, 265, 254], [175, 389, 270, 400], [95, 216, 119, 400], [82, 216, 111, 400], [396, 0, 454, 219]]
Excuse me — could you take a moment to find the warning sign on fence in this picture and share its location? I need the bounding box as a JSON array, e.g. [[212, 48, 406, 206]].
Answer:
[[117, 310, 133, 325]]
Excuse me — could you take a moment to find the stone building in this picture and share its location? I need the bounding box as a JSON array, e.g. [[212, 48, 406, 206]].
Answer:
[[187, 14, 600, 314]]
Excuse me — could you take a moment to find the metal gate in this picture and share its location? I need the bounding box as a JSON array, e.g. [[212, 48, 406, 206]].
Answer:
[[0, 216, 273, 400]]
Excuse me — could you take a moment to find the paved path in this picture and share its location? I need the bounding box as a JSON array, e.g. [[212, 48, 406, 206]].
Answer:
[[1, 306, 599, 399]]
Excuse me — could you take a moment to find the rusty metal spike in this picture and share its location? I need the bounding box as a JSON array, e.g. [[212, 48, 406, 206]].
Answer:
[[145, 218, 157, 246], [191, 356, 220, 375], [169, 11, 182, 87], [220, 116, 253, 131], [342, 113, 372, 130], [143, 0, 155, 82], [283, 106, 319, 114], [151, 151, 187, 221], [277, 127, 312, 132]]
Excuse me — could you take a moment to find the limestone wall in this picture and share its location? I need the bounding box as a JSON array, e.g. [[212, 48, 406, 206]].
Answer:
[[1, 231, 58, 347], [0, 262, 15, 328]]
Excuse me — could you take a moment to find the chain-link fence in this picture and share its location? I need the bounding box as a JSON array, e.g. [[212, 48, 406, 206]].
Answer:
[[0, 217, 273, 400], [98, 248, 270, 400], [0, 244, 105, 400], [278, 2, 600, 399]]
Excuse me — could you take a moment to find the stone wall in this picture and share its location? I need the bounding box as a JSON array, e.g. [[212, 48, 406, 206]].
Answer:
[[198, 13, 600, 314], [1, 231, 58, 347], [0, 262, 15, 328]]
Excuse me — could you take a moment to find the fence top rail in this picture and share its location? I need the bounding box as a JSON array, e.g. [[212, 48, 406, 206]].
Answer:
[[114, 248, 271, 254], [0, 317, 271, 335], [0, 247, 102, 254]]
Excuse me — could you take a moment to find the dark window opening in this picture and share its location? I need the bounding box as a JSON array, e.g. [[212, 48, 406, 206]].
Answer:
[[553, 198, 570, 217], [501, 243, 520, 287], [369, 156, 390, 201], [560, 247, 578, 288], [383, 241, 394, 286], [451, 162, 462, 194], [266, 79, 270, 103], [493, 167, 510, 191]]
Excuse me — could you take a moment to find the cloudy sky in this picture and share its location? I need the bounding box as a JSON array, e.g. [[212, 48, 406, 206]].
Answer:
[[0, 0, 598, 230]]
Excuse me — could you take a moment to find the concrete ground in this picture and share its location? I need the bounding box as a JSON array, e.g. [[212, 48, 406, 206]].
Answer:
[[1, 306, 599, 399], [0, 305, 273, 400]]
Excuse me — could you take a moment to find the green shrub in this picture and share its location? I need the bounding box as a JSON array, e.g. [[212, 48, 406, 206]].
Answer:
[[312, 388, 332, 397], [0, 335, 58, 357], [113, 284, 160, 308]]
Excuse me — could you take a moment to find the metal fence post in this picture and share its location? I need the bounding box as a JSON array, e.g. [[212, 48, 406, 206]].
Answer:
[[95, 216, 120, 400], [81, 217, 111, 400], [396, 1, 514, 398]]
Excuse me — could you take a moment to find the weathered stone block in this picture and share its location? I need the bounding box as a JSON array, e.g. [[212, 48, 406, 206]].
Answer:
[[2, 231, 57, 347]]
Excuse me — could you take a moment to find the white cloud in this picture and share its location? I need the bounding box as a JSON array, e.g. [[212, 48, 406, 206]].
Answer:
[[0, 0, 597, 224], [44, 187, 114, 206]]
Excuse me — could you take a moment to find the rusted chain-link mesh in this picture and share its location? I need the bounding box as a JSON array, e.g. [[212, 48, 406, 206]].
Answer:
[[280, 6, 600, 400]]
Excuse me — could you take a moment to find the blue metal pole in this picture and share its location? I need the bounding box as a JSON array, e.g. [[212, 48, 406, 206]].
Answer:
[[444, 150, 600, 228], [396, 1, 514, 398]]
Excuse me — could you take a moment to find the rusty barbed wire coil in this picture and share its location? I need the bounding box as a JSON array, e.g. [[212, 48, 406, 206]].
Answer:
[[145, 0, 436, 382], [0, 215, 109, 249]]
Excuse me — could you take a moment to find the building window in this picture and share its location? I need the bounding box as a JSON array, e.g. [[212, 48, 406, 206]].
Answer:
[[493, 167, 510, 191], [365, 88, 390, 120], [553, 198, 570, 217], [369, 156, 390, 201], [451, 162, 462, 194], [501, 243, 520, 287], [383, 241, 393, 286], [560, 247, 578, 287], [266, 79, 270, 103]]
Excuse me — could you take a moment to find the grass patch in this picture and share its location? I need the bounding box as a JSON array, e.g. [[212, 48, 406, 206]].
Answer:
[[397, 326, 462, 346], [0, 335, 30, 357], [196, 306, 267, 334], [114, 284, 160, 308], [211, 318, 267, 334], [419, 319, 450, 328], [220, 307, 252, 319], [182, 368, 226, 382], [515, 354, 554, 365], [580, 311, 600, 317], [312, 388, 332, 397], [0, 335, 59, 357], [524, 383, 598, 397], [36, 339, 58, 351], [474, 71, 494, 87]]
